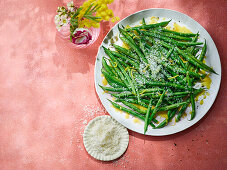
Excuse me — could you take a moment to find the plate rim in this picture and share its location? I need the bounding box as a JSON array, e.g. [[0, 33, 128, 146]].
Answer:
[[94, 8, 222, 136]]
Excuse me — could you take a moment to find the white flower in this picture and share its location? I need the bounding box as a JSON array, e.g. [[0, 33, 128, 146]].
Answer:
[[60, 14, 67, 20], [60, 14, 69, 26], [56, 24, 62, 31], [55, 15, 61, 24], [55, 14, 63, 31], [57, 6, 66, 15], [67, 1, 74, 12]]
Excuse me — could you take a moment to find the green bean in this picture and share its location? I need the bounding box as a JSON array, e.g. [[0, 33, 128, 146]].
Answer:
[[125, 20, 171, 31], [155, 110, 172, 129], [112, 88, 164, 99], [115, 98, 148, 108], [169, 109, 178, 119], [186, 73, 196, 120], [148, 90, 166, 123], [167, 110, 172, 122], [191, 40, 208, 79], [160, 27, 198, 37], [187, 32, 199, 54], [127, 68, 140, 102], [175, 47, 216, 74], [120, 36, 148, 64], [173, 50, 187, 69], [156, 48, 201, 78], [192, 48, 200, 56], [166, 47, 174, 59], [165, 95, 187, 100], [112, 44, 139, 60], [155, 109, 179, 129], [145, 81, 187, 89], [141, 31, 203, 47], [115, 98, 159, 124], [139, 38, 148, 56], [158, 50, 187, 84], [119, 26, 138, 46], [110, 50, 140, 69], [176, 102, 189, 122], [139, 88, 164, 93], [103, 49, 127, 82], [108, 99, 155, 128], [190, 93, 195, 120], [104, 57, 118, 76], [114, 57, 136, 94], [102, 57, 115, 76], [116, 57, 128, 68], [103, 46, 133, 90], [140, 98, 153, 104], [121, 100, 146, 114], [162, 69, 176, 83], [140, 91, 190, 99], [176, 88, 204, 121], [158, 101, 188, 111], [198, 40, 207, 61], [157, 40, 172, 49], [111, 91, 133, 98], [101, 68, 126, 87], [152, 29, 193, 41], [144, 98, 153, 134], [162, 57, 202, 78], [155, 119, 167, 129], [142, 18, 146, 25], [104, 76, 120, 88], [99, 85, 127, 92]]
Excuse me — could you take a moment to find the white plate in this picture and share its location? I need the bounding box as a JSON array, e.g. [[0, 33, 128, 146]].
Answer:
[[94, 8, 221, 136]]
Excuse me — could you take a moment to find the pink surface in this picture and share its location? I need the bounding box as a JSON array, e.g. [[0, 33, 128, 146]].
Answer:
[[0, 0, 226, 169]]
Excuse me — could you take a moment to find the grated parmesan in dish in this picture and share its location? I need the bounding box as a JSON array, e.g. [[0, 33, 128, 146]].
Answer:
[[83, 116, 129, 161]]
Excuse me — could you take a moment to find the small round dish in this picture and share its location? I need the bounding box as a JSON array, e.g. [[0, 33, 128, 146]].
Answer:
[[83, 115, 129, 161]]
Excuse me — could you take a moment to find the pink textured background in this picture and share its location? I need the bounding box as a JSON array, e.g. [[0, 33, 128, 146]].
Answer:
[[0, 0, 226, 169]]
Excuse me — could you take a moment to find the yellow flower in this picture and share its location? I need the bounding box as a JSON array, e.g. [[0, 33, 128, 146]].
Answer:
[[107, 9, 113, 17], [74, 0, 118, 28], [78, 20, 85, 28], [99, 4, 108, 11], [111, 16, 120, 23], [111, 17, 115, 22], [104, 15, 110, 21], [93, 22, 100, 28], [100, 11, 107, 17], [107, 0, 114, 4]]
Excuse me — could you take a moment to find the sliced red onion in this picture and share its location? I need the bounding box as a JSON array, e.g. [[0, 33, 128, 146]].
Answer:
[[72, 28, 92, 45]]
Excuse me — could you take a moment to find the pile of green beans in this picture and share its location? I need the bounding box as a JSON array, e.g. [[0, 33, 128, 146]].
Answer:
[[99, 18, 216, 134]]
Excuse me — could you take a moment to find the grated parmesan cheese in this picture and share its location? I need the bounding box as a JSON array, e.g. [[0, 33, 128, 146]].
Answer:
[[88, 118, 120, 156], [83, 116, 129, 159]]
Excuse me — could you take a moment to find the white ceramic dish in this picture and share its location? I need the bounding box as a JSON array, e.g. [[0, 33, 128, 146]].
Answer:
[[83, 115, 129, 161], [94, 9, 221, 136]]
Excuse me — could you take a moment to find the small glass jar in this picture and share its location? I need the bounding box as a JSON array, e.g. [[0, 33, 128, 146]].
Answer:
[[57, 24, 100, 49]]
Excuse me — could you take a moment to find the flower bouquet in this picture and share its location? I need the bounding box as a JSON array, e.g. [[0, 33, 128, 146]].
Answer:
[[55, 0, 119, 48]]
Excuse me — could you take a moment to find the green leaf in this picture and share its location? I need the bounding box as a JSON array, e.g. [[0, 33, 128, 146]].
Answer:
[[84, 3, 94, 15], [84, 15, 101, 22], [74, 7, 82, 17], [90, 4, 99, 13]]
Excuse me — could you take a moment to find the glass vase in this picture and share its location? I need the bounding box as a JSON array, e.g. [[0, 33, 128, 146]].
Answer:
[[57, 24, 100, 49]]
